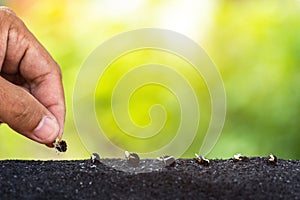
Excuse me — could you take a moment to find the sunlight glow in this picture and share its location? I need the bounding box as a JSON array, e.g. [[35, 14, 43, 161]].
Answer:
[[157, 0, 216, 40], [102, 0, 146, 16]]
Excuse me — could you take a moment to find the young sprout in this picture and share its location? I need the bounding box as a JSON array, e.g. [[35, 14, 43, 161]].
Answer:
[[91, 153, 101, 164], [53, 139, 67, 152], [157, 156, 176, 167], [233, 153, 248, 161], [268, 154, 277, 164], [125, 151, 140, 167], [194, 153, 210, 166]]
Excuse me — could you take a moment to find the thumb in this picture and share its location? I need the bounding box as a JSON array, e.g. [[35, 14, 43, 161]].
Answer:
[[0, 77, 59, 144]]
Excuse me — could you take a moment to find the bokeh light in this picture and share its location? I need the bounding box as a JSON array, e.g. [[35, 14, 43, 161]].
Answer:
[[0, 0, 300, 159]]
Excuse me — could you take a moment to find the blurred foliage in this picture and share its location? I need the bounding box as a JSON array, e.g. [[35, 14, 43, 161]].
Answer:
[[0, 0, 299, 159], [207, 0, 300, 159]]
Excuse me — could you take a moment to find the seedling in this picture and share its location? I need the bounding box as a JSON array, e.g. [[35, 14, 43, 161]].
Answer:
[[157, 155, 176, 167], [125, 151, 140, 167], [53, 139, 67, 152], [91, 153, 101, 164], [233, 153, 248, 161], [194, 153, 210, 166], [268, 154, 277, 164]]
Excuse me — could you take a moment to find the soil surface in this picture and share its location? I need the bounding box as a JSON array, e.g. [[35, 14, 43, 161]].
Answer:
[[0, 157, 299, 199]]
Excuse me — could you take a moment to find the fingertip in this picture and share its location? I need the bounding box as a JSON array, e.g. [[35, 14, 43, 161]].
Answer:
[[33, 116, 59, 144], [45, 143, 55, 148]]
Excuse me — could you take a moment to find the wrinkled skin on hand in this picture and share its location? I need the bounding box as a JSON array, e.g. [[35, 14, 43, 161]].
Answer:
[[0, 6, 65, 146]]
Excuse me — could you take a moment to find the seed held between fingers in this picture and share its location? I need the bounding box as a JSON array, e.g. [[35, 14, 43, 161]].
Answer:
[[53, 139, 67, 152]]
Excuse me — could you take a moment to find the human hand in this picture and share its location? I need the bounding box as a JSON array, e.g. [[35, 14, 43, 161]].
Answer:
[[0, 7, 65, 146]]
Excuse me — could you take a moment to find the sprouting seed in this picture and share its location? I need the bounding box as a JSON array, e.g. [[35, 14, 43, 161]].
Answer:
[[157, 156, 176, 167], [195, 153, 210, 166], [125, 151, 140, 167], [53, 139, 67, 152], [268, 154, 277, 164], [91, 153, 101, 164], [233, 153, 248, 161]]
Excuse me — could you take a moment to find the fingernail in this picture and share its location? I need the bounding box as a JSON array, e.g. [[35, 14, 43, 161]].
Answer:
[[33, 116, 59, 141]]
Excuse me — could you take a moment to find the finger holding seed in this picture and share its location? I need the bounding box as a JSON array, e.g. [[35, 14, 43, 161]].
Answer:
[[53, 138, 67, 152], [0, 7, 65, 146]]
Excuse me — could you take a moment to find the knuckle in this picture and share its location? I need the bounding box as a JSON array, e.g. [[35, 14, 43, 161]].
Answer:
[[8, 22, 28, 46], [0, 6, 26, 36], [47, 62, 63, 81], [0, 6, 16, 16], [0, 7, 17, 24], [0, 6, 26, 28]]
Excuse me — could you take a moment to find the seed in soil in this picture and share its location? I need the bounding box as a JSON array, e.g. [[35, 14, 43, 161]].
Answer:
[[53, 139, 67, 152], [157, 156, 176, 167], [125, 151, 140, 167], [91, 153, 101, 164], [233, 153, 249, 162], [194, 153, 210, 166], [268, 154, 277, 164]]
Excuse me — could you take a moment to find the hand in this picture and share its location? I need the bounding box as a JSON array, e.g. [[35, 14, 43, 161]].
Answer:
[[0, 7, 65, 146]]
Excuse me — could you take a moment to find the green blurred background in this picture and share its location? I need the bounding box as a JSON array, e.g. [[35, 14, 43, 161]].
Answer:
[[0, 0, 299, 160]]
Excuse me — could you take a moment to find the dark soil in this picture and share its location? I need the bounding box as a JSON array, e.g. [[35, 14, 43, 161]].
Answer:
[[0, 157, 299, 200]]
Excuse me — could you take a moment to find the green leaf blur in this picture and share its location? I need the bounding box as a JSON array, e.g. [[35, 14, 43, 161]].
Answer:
[[0, 0, 299, 159]]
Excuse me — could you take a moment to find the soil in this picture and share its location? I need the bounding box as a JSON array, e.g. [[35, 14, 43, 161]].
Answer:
[[0, 157, 299, 200]]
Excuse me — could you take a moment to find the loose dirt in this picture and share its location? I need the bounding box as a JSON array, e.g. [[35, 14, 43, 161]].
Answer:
[[0, 157, 299, 199]]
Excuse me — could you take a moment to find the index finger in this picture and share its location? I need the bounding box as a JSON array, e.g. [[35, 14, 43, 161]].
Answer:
[[20, 38, 66, 139], [22, 48, 66, 138]]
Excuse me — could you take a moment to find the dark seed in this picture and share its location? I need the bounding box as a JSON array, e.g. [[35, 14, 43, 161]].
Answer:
[[125, 151, 140, 167], [55, 140, 67, 152], [91, 153, 101, 164]]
